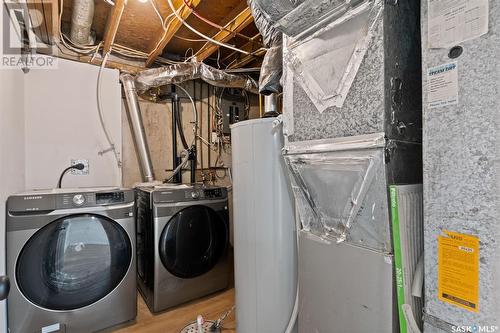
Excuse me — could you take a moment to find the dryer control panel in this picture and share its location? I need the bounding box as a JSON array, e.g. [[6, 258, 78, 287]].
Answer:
[[152, 186, 227, 203]]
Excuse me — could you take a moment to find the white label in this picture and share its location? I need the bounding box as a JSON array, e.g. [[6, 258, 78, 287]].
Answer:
[[42, 323, 61, 333], [428, 0, 489, 48], [428, 62, 459, 109]]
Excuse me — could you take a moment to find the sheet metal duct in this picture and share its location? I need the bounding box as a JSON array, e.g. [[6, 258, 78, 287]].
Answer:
[[247, 0, 283, 95], [70, 0, 94, 45], [120, 74, 155, 183], [263, 93, 279, 117], [134, 62, 258, 94]]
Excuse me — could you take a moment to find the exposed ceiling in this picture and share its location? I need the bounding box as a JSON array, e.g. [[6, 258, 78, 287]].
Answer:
[[30, 0, 264, 72]]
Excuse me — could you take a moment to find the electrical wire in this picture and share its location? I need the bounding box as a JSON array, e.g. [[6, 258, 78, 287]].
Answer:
[[172, 34, 207, 43], [149, 11, 180, 60], [165, 0, 250, 57], [150, 0, 164, 26], [97, 52, 121, 169], [182, 0, 254, 42]]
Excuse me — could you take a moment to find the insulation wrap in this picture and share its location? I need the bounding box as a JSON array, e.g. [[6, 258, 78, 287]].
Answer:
[[134, 62, 259, 94]]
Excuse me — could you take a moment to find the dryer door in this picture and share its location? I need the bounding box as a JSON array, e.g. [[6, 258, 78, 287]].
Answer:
[[16, 213, 132, 311], [159, 205, 228, 279]]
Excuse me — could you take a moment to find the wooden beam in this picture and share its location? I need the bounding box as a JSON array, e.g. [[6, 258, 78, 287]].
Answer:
[[221, 33, 264, 68], [27, 0, 48, 45], [103, 0, 126, 54], [228, 48, 265, 69], [42, 0, 59, 44], [194, 7, 254, 62], [145, 0, 202, 67], [52, 42, 143, 73]]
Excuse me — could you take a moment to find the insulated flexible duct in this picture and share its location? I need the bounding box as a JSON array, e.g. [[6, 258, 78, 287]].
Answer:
[[134, 62, 258, 94], [247, 0, 283, 95], [70, 0, 94, 45]]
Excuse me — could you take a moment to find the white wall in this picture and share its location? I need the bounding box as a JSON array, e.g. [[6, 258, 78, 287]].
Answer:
[[0, 12, 26, 333], [24, 59, 122, 189], [0, 56, 122, 332]]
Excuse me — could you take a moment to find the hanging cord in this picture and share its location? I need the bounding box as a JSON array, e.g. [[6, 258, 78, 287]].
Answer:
[[57, 163, 85, 188], [97, 52, 122, 169]]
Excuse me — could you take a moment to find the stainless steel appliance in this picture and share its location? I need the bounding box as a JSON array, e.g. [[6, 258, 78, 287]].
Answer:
[[135, 184, 231, 313], [6, 188, 136, 333]]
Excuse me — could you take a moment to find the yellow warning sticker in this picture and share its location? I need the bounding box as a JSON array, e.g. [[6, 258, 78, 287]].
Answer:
[[438, 230, 479, 312]]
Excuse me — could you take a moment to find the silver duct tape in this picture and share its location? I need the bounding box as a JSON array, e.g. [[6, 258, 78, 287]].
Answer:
[[283, 133, 392, 251], [134, 62, 258, 94], [283, 0, 382, 112], [284, 132, 386, 154]]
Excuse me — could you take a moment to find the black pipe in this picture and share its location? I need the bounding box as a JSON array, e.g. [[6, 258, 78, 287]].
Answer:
[[170, 86, 182, 183], [190, 145, 197, 184], [176, 105, 189, 150]]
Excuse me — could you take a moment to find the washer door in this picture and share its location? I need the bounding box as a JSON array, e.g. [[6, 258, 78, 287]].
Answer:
[[16, 213, 132, 311], [159, 205, 228, 279]]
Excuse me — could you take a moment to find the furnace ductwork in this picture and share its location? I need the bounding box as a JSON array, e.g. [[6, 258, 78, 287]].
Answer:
[[134, 62, 258, 94], [120, 74, 155, 183], [70, 0, 94, 45], [247, 0, 283, 95]]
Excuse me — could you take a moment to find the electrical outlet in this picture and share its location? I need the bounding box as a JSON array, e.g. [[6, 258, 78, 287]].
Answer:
[[71, 159, 90, 175]]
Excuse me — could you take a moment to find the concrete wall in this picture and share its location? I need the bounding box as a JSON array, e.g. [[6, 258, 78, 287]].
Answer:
[[122, 81, 259, 186], [0, 10, 25, 332], [24, 58, 122, 189]]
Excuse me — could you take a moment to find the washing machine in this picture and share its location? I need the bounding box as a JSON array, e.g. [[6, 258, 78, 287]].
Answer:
[[6, 188, 137, 333], [135, 184, 231, 313]]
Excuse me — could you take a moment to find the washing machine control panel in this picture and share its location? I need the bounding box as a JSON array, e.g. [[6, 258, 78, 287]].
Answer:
[[153, 187, 227, 203], [185, 188, 225, 200]]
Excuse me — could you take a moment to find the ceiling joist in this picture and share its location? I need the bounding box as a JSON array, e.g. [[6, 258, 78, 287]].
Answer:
[[103, 0, 126, 54], [194, 6, 254, 62], [146, 0, 202, 67], [224, 33, 265, 68]]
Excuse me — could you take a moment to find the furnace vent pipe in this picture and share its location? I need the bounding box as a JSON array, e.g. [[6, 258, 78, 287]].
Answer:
[[263, 93, 279, 117], [120, 74, 155, 182], [70, 0, 94, 45]]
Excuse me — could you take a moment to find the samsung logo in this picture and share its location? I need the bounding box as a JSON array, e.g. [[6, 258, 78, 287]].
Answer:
[[23, 196, 43, 200]]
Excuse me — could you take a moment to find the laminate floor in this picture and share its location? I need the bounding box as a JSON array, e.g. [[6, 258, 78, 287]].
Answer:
[[112, 289, 236, 333]]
